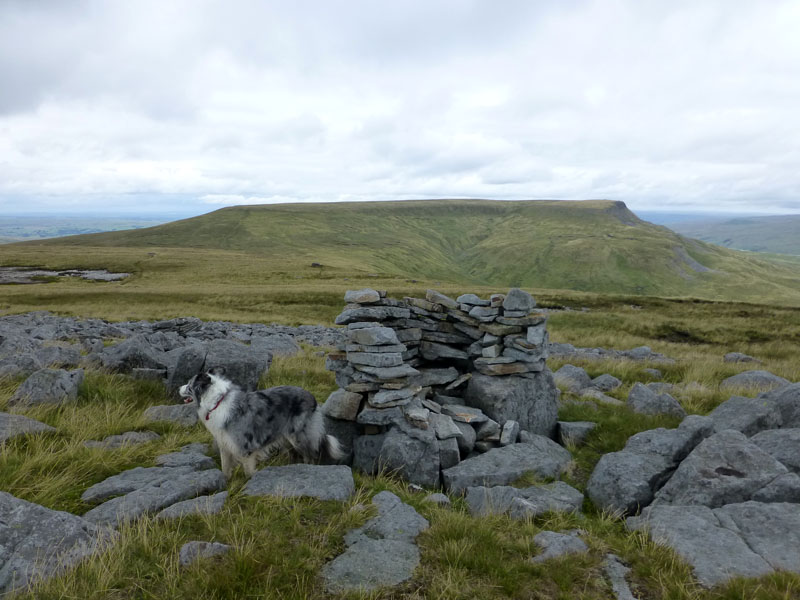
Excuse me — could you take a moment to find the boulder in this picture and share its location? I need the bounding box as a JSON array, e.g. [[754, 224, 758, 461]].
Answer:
[[502, 288, 536, 312], [591, 374, 622, 392], [707, 395, 782, 435], [81, 466, 200, 503], [0, 412, 56, 443], [626, 383, 686, 418], [243, 464, 355, 501], [466, 481, 583, 518], [443, 440, 571, 494], [178, 541, 231, 567], [84, 430, 161, 449], [250, 334, 300, 357], [759, 382, 800, 427], [464, 372, 558, 437], [752, 473, 800, 503], [724, 352, 759, 363], [553, 364, 592, 393], [530, 530, 588, 563], [99, 335, 167, 372], [167, 339, 269, 395], [157, 491, 228, 520], [587, 451, 673, 516], [345, 491, 429, 546], [352, 433, 387, 474], [0, 491, 112, 595], [349, 326, 399, 347], [720, 370, 790, 391], [750, 428, 800, 473], [558, 421, 596, 446], [34, 344, 81, 369], [9, 368, 84, 408], [321, 389, 363, 420], [344, 289, 381, 304], [377, 427, 440, 488], [653, 430, 788, 508]]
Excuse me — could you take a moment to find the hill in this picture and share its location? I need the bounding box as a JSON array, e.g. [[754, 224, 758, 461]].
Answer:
[[671, 214, 800, 255], [22, 199, 800, 306]]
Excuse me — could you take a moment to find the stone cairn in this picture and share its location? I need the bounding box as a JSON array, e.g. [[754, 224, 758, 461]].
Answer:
[[321, 288, 559, 488]]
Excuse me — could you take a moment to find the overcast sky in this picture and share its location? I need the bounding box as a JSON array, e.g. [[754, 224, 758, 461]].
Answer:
[[1, 0, 799, 217]]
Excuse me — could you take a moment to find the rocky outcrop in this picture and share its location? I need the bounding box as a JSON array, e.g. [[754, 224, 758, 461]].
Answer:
[[8, 368, 84, 408], [0, 412, 56, 443], [242, 464, 355, 501]]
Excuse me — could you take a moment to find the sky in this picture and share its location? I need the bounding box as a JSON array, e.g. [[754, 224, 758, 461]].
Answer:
[[1, 0, 799, 218]]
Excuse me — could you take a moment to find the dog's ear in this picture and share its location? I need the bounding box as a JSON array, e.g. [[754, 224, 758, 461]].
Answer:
[[208, 366, 226, 377]]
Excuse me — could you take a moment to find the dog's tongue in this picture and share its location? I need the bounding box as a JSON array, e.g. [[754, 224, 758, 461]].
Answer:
[[182, 397, 193, 404]]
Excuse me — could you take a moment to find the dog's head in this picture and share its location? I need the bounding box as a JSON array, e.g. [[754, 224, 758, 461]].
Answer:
[[179, 366, 227, 404]]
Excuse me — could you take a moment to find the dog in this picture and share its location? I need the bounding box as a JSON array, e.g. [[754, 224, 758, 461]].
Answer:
[[179, 367, 344, 478]]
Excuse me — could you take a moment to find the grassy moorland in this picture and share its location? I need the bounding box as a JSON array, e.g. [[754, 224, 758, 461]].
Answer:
[[1, 200, 800, 598], [5, 199, 800, 307], [671, 214, 800, 256]]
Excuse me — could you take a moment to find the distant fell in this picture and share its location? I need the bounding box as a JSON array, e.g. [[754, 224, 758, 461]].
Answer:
[[22, 199, 800, 303], [671, 214, 800, 256]]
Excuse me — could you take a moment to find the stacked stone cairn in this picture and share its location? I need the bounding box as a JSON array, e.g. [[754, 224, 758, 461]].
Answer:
[[322, 288, 559, 488]]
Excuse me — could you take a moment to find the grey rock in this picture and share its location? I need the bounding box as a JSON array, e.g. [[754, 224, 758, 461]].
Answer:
[[322, 538, 420, 593], [429, 412, 462, 440], [9, 368, 84, 407], [345, 491, 429, 546], [457, 293, 489, 306], [404, 406, 430, 429], [438, 437, 460, 469], [441, 404, 488, 424], [467, 481, 583, 518], [347, 351, 404, 368], [349, 326, 399, 346], [646, 382, 676, 394], [250, 334, 300, 357], [500, 420, 520, 445], [602, 554, 637, 600], [178, 541, 231, 567], [353, 363, 420, 380], [131, 368, 167, 381], [752, 473, 800, 502], [34, 344, 81, 369], [83, 469, 226, 526], [443, 440, 571, 494], [503, 288, 536, 312], [425, 289, 458, 310], [322, 389, 363, 420], [654, 430, 788, 508], [724, 352, 759, 363], [531, 530, 588, 563], [344, 288, 381, 304], [0, 412, 56, 443], [579, 388, 624, 405], [423, 492, 451, 507], [587, 451, 673, 515], [321, 415, 359, 463], [760, 382, 800, 427], [155, 444, 215, 470], [411, 367, 459, 387], [378, 427, 440, 487], [168, 339, 269, 395], [143, 403, 199, 426], [157, 491, 228, 519], [357, 405, 403, 426], [465, 372, 558, 437], [627, 504, 773, 587], [624, 415, 715, 463], [475, 418, 501, 441], [352, 433, 387, 474], [592, 373, 622, 392], [84, 430, 160, 449], [0, 491, 112, 595], [81, 465, 199, 503], [627, 382, 686, 418], [721, 370, 790, 391], [553, 364, 592, 392], [642, 368, 662, 379], [468, 305, 499, 320], [558, 421, 596, 446], [750, 428, 800, 473], [707, 395, 782, 436], [243, 464, 354, 501], [370, 388, 414, 409], [99, 335, 167, 372], [454, 421, 476, 455], [335, 306, 411, 325], [420, 341, 468, 361]]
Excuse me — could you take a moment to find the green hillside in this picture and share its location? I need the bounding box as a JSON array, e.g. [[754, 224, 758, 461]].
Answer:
[[24, 199, 800, 305], [671, 214, 800, 255]]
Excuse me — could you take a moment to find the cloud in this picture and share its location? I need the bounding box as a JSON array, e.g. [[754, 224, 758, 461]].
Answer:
[[1, 0, 799, 215]]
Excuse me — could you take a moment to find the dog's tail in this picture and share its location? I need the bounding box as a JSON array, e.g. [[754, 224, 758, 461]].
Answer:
[[321, 433, 345, 462]]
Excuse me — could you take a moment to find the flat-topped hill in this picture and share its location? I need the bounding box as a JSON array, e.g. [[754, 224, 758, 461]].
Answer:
[[20, 199, 800, 305]]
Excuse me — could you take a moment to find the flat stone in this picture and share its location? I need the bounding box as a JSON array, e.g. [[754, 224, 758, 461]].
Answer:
[[346, 343, 407, 354], [0, 491, 112, 595], [500, 420, 520, 445], [443, 441, 571, 494], [335, 306, 411, 325], [322, 538, 420, 593], [157, 491, 228, 519], [475, 418, 501, 441], [0, 412, 56, 443], [353, 364, 420, 380], [473, 358, 543, 376], [243, 464, 354, 501], [357, 405, 403, 426], [587, 451, 673, 516], [580, 388, 624, 405], [420, 341, 468, 361], [466, 481, 583, 517], [531, 530, 588, 563], [369, 387, 415, 408], [322, 389, 363, 420], [347, 352, 404, 368], [425, 289, 458, 309], [411, 367, 459, 387], [83, 469, 226, 526], [720, 370, 790, 391], [707, 395, 782, 436], [348, 326, 400, 346], [478, 322, 523, 336], [441, 404, 488, 424], [627, 504, 774, 587], [81, 466, 198, 503], [143, 403, 199, 426], [155, 444, 215, 470], [344, 288, 381, 304], [178, 541, 231, 567], [653, 430, 788, 508], [84, 430, 161, 449], [724, 352, 759, 363], [429, 412, 462, 440], [9, 368, 84, 407], [345, 491, 430, 546], [603, 554, 637, 600]]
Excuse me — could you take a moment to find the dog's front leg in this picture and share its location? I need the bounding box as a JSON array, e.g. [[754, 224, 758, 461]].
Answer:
[[220, 448, 235, 479], [243, 454, 258, 477]]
